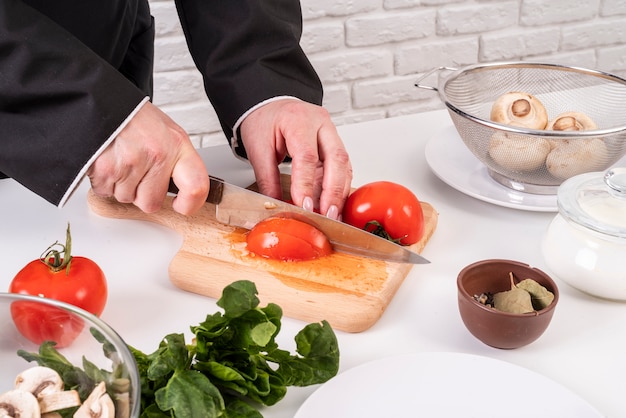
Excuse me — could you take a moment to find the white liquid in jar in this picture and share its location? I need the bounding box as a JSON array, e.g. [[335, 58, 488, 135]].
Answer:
[[542, 214, 626, 300]]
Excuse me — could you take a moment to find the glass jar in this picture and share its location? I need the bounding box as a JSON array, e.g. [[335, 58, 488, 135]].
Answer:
[[542, 168, 626, 300]]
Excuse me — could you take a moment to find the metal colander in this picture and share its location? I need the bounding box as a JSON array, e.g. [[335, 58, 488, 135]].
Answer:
[[416, 62, 626, 194]]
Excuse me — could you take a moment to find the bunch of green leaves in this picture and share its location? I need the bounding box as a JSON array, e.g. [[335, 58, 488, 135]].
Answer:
[[134, 280, 340, 417]]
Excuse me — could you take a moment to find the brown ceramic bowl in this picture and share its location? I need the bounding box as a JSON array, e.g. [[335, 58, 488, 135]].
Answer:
[[457, 259, 559, 349]]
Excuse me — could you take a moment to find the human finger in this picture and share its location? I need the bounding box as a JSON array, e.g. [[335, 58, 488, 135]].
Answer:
[[288, 134, 321, 211], [313, 123, 352, 218], [240, 108, 288, 200], [169, 148, 210, 215]]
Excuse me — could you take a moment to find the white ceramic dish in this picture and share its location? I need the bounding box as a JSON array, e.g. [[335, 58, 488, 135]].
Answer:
[[295, 352, 601, 418], [425, 126, 558, 212]]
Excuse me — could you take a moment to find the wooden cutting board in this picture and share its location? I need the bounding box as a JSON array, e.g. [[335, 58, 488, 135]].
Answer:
[[87, 181, 437, 332]]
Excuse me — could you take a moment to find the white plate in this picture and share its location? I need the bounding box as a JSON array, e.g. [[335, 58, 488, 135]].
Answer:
[[425, 126, 558, 212], [295, 352, 602, 418]]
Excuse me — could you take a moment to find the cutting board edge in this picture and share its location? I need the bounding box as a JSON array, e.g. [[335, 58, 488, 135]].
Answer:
[[167, 254, 398, 333]]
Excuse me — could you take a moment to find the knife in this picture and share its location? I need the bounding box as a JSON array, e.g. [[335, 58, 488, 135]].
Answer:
[[168, 176, 430, 264]]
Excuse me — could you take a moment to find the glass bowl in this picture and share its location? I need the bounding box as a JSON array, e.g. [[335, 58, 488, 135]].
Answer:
[[542, 167, 626, 299], [0, 292, 140, 417]]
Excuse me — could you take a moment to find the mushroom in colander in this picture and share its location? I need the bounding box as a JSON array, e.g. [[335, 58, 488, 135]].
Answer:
[[546, 111, 598, 133], [546, 137, 608, 179], [488, 131, 551, 172], [545, 111, 608, 179], [490, 91, 548, 130]]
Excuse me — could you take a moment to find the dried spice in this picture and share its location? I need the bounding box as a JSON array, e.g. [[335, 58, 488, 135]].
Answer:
[[493, 273, 534, 314], [474, 272, 554, 314], [517, 278, 555, 310]]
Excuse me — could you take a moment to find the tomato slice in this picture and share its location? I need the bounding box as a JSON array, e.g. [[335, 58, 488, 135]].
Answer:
[[246, 217, 332, 261]]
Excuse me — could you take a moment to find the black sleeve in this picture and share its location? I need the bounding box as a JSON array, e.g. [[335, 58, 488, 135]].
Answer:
[[174, 0, 323, 153], [0, 0, 147, 206]]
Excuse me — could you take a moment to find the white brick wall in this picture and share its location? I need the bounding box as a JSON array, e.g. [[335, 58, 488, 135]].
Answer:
[[149, 0, 626, 148]]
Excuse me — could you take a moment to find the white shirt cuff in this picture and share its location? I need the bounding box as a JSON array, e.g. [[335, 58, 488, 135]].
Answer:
[[58, 97, 150, 207], [230, 96, 299, 161]]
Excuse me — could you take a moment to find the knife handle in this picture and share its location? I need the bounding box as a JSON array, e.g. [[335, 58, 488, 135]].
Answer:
[[167, 175, 224, 204]]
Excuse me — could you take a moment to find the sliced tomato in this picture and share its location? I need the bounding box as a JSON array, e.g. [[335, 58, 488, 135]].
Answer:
[[246, 217, 332, 261]]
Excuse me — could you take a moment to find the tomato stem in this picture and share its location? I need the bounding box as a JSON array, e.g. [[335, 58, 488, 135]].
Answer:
[[363, 221, 406, 245], [40, 223, 73, 274]]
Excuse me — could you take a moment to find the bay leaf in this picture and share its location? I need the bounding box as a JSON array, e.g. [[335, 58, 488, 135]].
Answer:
[[493, 287, 534, 314], [516, 278, 554, 310]]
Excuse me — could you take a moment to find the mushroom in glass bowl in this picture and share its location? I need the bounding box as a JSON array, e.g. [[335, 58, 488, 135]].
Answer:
[[0, 293, 140, 417]]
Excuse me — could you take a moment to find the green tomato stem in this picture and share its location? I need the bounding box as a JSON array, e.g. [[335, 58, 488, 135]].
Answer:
[[363, 220, 406, 245], [40, 223, 73, 274]]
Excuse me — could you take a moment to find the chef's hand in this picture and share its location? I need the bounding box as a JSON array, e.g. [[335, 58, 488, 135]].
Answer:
[[240, 98, 352, 219], [87, 101, 209, 215]]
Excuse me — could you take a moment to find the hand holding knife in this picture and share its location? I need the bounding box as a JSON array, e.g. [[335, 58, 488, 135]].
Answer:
[[168, 176, 430, 264]]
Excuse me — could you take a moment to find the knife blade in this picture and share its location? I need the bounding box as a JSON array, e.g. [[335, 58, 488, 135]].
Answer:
[[168, 176, 430, 264]]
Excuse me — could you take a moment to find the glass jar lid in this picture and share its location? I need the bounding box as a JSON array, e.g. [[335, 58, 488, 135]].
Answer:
[[557, 167, 626, 239]]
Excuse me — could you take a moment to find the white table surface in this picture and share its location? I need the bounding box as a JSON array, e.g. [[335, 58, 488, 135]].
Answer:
[[2, 109, 625, 417]]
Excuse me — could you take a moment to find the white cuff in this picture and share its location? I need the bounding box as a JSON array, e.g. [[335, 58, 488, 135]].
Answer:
[[58, 97, 150, 207], [230, 96, 300, 161]]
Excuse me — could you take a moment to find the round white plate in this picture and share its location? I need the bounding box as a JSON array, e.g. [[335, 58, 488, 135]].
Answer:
[[295, 352, 602, 418], [425, 126, 558, 212]]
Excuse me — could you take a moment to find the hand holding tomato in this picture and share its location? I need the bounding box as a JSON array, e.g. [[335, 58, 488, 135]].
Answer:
[[9, 224, 107, 347], [342, 181, 425, 246]]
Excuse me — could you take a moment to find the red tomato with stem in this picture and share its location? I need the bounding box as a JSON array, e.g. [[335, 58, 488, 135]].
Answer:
[[9, 224, 107, 347], [342, 181, 425, 246], [247, 217, 332, 261]]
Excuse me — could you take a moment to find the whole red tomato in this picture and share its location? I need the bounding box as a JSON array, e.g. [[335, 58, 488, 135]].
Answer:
[[247, 217, 332, 261], [9, 224, 107, 347], [342, 181, 425, 246]]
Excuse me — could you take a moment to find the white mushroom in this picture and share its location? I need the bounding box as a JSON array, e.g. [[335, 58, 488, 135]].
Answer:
[[15, 367, 63, 397], [73, 382, 115, 418], [110, 378, 130, 418], [0, 389, 41, 418], [490, 91, 548, 130], [14, 366, 81, 414], [546, 137, 609, 179], [546, 111, 597, 133], [488, 131, 551, 172], [544, 111, 607, 179], [39, 391, 81, 415]]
